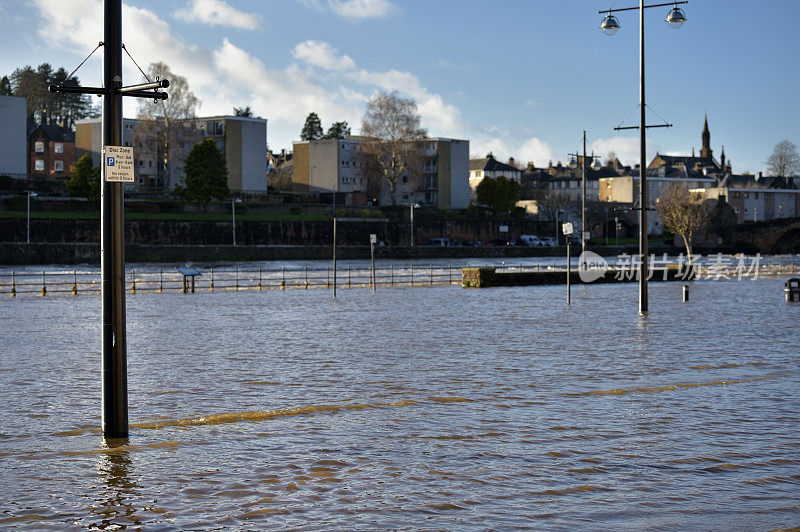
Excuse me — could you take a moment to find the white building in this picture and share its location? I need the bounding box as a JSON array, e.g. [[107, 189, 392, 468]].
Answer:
[[0, 95, 27, 177], [76, 115, 268, 193]]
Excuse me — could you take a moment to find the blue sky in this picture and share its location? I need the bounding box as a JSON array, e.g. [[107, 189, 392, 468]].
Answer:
[[1, 0, 798, 174]]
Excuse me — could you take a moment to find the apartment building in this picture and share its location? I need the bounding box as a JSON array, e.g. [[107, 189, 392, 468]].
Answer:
[[599, 175, 716, 203], [292, 137, 470, 209], [75, 115, 268, 193], [694, 175, 800, 223]]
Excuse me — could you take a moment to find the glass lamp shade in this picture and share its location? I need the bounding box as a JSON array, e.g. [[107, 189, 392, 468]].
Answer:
[[591, 159, 602, 171], [600, 14, 620, 35], [665, 7, 686, 29], [568, 156, 578, 169]]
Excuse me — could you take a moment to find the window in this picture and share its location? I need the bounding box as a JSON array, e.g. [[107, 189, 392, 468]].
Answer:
[[53, 160, 63, 172], [149, 160, 153, 168], [54, 142, 63, 153], [35, 141, 44, 153], [744, 192, 749, 198], [34, 159, 44, 171], [732, 191, 740, 199], [754, 192, 759, 199], [139, 160, 144, 167]]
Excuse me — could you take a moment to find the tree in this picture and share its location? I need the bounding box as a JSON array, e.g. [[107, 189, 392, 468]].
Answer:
[[360, 91, 427, 205], [0, 76, 12, 95], [233, 105, 253, 117], [476, 176, 521, 213], [300, 112, 323, 141], [134, 62, 200, 189], [67, 154, 101, 204], [765, 140, 800, 177], [183, 138, 229, 207], [654, 184, 710, 260], [324, 121, 351, 139], [8, 63, 91, 128]]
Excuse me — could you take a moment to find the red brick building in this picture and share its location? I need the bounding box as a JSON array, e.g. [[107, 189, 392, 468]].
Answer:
[[27, 124, 76, 181]]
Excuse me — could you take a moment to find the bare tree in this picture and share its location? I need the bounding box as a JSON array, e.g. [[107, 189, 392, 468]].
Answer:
[[765, 140, 800, 177], [134, 62, 199, 189], [654, 184, 710, 260], [360, 91, 427, 205]]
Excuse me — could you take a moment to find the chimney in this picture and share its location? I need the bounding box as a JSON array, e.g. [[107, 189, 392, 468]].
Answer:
[[758, 171, 762, 181]]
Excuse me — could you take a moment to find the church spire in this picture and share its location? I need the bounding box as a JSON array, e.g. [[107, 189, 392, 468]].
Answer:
[[700, 114, 712, 161]]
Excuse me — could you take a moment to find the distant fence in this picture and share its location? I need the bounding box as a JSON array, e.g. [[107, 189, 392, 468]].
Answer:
[[2, 257, 799, 297]]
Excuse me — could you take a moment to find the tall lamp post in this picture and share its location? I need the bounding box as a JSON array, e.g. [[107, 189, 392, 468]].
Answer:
[[232, 197, 242, 246], [568, 132, 602, 267], [26, 191, 38, 244], [600, 0, 687, 313], [410, 202, 421, 247]]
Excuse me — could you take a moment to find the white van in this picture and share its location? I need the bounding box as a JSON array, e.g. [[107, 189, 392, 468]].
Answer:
[[519, 234, 543, 247]]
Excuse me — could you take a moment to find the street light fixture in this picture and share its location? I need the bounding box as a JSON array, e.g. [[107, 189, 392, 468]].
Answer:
[[27, 191, 38, 244], [232, 197, 243, 246], [599, 0, 687, 313], [410, 202, 421, 247]]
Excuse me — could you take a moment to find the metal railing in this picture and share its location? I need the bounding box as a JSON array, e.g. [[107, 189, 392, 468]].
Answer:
[[1, 257, 798, 297]]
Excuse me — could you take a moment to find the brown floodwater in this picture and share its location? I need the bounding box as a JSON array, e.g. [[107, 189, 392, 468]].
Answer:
[[1, 274, 798, 530]]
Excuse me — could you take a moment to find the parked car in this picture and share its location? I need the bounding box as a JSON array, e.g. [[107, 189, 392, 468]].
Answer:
[[427, 238, 451, 247], [540, 237, 557, 246], [519, 234, 544, 247]]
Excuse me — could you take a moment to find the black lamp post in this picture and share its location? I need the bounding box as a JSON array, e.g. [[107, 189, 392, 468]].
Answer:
[[599, 0, 687, 313]]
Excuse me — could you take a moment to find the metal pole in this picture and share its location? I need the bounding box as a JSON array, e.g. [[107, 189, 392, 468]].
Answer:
[[410, 204, 414, 247], [332, 218, 337, 298], [639, 0, 649, 313], [581, 130, 587, 269], [101, 0, 128, 438], [371, 241, 376, 292], [26, 192, 31, 244], [232, 198, 236, 246], [567, 239, 571, 305]]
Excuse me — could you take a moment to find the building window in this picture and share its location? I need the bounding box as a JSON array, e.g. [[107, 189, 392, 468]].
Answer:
[[732, 191, 740, 199], [754, 192, 759, 199], [54, 142, 63, 153], [35, 141, 44, 153], [744, 192, 749, 198], [53, 160, 64, 172], [34, 159, 44, 171]]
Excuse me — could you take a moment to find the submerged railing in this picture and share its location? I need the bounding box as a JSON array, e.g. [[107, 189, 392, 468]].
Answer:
[[2, 257, 798, 297]]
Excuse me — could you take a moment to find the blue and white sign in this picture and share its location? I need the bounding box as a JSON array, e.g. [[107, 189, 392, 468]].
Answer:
[[103, 145, 134, 183]]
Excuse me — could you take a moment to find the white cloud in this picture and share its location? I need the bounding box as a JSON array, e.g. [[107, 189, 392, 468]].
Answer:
[[470, 133, 554, 168], [31, 2, 462, 152], [297, 0, 399, 20], [292, 41, 355, 71], [590, 136, 661, 166], [173, 0, 262, 30]]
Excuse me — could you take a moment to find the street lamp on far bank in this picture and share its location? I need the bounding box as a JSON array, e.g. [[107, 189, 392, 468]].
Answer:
[[410, 202, 421, 247], [232, 197, 243, 246], [27, 191, 38, 244], [599, 0, 687, 313]]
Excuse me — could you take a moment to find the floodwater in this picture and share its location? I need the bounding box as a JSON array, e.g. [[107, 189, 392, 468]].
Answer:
[[1, 276, 799, 530]]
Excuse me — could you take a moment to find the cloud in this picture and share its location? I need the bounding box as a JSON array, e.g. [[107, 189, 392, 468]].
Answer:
[[31, 1, 463, 152], [470, 133, 554, 168], [297, 0, 399, 20], [292, 41, 355, 71], [173, 0, 262, 30], [590, 136, 661, 166]]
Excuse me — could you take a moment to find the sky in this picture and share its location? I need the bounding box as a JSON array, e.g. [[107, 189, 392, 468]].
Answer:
[[1, 0, 798, 175]]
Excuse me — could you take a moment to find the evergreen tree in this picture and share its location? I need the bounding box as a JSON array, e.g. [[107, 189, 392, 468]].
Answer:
[[183, 138, 230, 207], [300, 112, 323, 141], [233, 105, 253, 117], [0, 76, 11, 95], [324, 121, 351, 139], [476, 176, 521, 213], [67, 154, 99, 200]]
